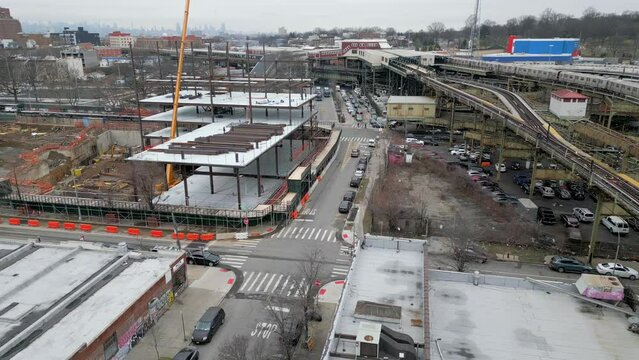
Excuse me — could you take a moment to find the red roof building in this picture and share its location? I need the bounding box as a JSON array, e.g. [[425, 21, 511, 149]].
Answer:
[[550, 89, 589, 119]]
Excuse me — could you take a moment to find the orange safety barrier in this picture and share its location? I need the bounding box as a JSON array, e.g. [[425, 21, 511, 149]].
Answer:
[[291, 211, 299, 219], [105, 225, 119, 233], [200, 233, 215, 241], [48, 221, 61, 229], [127, 228, 141, 236], [186, 233, 200, 241], [150, 230, 164, 238], [79, 224, 93, 232], [9, 218, 21, 225], [64, 223, 76, 231], [303, 193, 310, 202], [171, 232, 185, 240], [317, 175, 322, 182], [27, 219, 40, 227]]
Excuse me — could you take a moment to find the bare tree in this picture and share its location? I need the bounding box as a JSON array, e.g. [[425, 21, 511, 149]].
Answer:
[[128, 162, 165, 210], [265, 296, 304, 360], [448, 216, 481, 272], [218, 334, 270, 360], [0, 56, 25, 103], [296, 248, 326, 340]]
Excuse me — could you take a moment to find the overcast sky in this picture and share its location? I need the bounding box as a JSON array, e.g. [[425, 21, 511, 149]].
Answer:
[[4, 0, 638, 33]]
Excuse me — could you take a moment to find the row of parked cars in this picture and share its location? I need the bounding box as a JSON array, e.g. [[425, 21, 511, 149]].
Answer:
[[340, 148, 372, 214], [547, 256, 638, 280], [513, 175, 586, 201], [537, 206, 633, 235]]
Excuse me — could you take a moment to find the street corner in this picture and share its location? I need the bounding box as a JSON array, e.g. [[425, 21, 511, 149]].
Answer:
[[340, 228, 355, 245], [189, 265, 237, 294], [318, 280, 345, 304], [250, 225, 277, 239]]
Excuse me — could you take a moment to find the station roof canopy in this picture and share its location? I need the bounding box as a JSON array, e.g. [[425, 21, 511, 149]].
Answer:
[[140, 90, 315, 109], [387, 95, 436, 105]]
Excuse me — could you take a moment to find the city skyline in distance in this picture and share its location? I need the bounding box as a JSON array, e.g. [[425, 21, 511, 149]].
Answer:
[[3, 0, 638, 34]]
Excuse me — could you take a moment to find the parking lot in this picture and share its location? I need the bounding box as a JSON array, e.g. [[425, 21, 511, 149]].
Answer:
[[389, 127, 639, 258]]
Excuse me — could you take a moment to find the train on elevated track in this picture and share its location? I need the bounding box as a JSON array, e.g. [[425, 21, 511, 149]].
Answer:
[[446, 57, 639, 100]]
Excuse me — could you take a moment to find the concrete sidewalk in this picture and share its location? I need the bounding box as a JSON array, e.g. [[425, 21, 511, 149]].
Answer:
[[293, 281, 344, 360], [127, 266, 236, 360]]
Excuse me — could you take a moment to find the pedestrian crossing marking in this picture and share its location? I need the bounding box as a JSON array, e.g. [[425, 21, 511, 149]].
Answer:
[[220, 255, 249, 269], [239, 272, 308, 298], [341, 136, 371, 142], [270, 226, 335, 242], [331, 265, 350, 277]]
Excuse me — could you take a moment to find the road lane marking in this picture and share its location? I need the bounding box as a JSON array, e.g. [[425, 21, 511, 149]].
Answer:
[[271, 274, 283, 294], [301, 228, 310, 239], [279, 276, 291, 295], [281, 227, 292, 237], [263, 273, 277, 293], [246, 272, 263, 292], [255, 272, 270, 292], [314, 229, 321, 240], [308, 228, 316, 239]]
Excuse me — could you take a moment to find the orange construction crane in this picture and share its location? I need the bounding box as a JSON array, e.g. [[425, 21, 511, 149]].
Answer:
[[166, 0, 191, 187]]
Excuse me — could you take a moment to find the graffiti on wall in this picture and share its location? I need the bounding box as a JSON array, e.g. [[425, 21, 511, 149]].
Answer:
[[111, 289, 175, 360]]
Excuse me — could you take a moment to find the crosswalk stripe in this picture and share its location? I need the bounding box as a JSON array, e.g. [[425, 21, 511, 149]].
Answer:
[[308, 228, 316, 239], [301, 228, 310, 239], [314, 229, 321, 240], [282, 227, 292, 237], [263, 273, 277, 293], [240, 272, 255, 291], [324, 230, 332, 242], [271, 228, 284, 238], [280, 276, 291, 295], [255, 273, 270, 292], [246, 272, 263, 292], [272, 274, 283, 293], [287, 281, 296, 297]]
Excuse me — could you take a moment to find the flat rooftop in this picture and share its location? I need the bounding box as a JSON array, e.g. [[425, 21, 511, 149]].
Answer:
[[130, 105, 315, 167], [387, 95, 436, 104], [326, 236, 426, 359], [0, 241, 178, 359], [430, 271, 639, 360], [140, 90, 315, 109]]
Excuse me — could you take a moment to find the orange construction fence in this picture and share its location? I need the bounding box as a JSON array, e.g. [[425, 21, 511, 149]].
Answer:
[[48, 221, 61, 229], [64, 223, 76, 231], [105, 226, 119, 233], [150, 230, 164, 238], [79, 224, 93, 232], [8, 218, 20, 225], [171, 232, 185, 240], [200, 233, 215, 241], [127, 228, 141, 236], [27, 219, 40, 227], [186, 233, 200, 241]]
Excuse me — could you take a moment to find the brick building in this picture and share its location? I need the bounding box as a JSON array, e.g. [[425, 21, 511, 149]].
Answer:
[[0, 7, 22, 39]]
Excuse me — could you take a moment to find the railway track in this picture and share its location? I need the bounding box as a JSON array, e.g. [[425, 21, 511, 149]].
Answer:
[[396, 61, 639, 215]]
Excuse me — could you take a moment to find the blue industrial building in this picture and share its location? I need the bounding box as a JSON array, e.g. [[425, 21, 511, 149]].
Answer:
[[481, 37, 580, 64]]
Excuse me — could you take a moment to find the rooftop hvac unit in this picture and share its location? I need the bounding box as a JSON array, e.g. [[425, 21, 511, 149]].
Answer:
[[356, 322, 382, 357]]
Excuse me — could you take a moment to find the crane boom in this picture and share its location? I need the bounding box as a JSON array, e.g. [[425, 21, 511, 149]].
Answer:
[[166, 0, 191, 186]]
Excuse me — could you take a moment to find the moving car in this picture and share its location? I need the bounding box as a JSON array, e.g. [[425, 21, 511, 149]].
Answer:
[[510, 161, 521, 170], [560, 214, 580, 227], [173, 347, 199, 360], [573, 207, 594, 223], [192, 307, 225, 344], [596, 263, 638, 280], [547, 256, 593, 274], [350, 149, 360, 158], [185, 249, 221, 267], [601, 215, 630, 235], [343, 191, 356, 202], [537, 207, 557, 225], [338, 200, 352, 214], [368, 139, 376, 147]]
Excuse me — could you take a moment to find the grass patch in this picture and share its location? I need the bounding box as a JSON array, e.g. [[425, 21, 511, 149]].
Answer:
[[354, 178, 369, 204], [363, 209, 372, 234], [481, 242, 547, 263]]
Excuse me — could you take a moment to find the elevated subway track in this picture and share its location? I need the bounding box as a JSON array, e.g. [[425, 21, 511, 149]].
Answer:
[[392, 60, 639, 216]]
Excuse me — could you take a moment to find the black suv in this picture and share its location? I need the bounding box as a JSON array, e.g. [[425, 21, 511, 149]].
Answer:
[[350, 176, 362, 187], [186, 249, 221, 266], [343, 191, 356, 202], [537, 207, 557, 225]]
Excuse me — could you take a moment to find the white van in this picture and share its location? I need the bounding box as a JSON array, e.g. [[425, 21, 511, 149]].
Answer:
[[601, 216, 629, 235]]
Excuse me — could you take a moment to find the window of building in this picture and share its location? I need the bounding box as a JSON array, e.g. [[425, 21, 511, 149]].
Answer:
[[392, 106, 399, 110], [408, 107, 414, 110], [103, 333, 118, 359]]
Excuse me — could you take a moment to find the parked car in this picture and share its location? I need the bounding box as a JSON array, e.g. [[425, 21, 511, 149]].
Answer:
[[423, 139, 439, 146], [185, 249, 221, 267], [354, 169, 364, 177], [521, 183, 531, 194], [495, 163, 506, 173], [460, 245, 488, 263], [560, 214, 580, 227], [601, 216, 630, 235], [541, 187, 555, 198], [513, 174, 530, 185], [450, 149, 466, 156], [358, 156, 369, 165], [357, 163, 367, 171], [192, 307, 225, 344], [573, 207, 594, 223], [350, 176, 362, 187], [547, 256, 593, 274], [342, 191, 356, 202], [557, 188, 571, 200], [537, 207, 557, 225], [350, 149, 360, 157], [510, 162, 522, 170], [338, 200, 352, 214], [406, 137, 424, 145], [625, 217, 639, 231], [571, 190, 585, 200], [459, 153, 469, 161], [596, 263, 638, 280], [368, 139, 376, 147], [173, 347, 199, 360]]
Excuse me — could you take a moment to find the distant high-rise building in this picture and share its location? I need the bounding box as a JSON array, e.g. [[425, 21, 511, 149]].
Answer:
[[278, 27, 287, 37], [0, 7, 22, 39], [51, 27, 100, 46]]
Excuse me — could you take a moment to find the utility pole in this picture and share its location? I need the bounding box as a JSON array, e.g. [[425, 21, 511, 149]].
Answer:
[[207, 43, 215, 123], [449, 99, 455, 147], [588, 192, 604, 264], [129, 42, 146, 149], [4, 57, 18, 103], [468, 0, 482, 56]]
